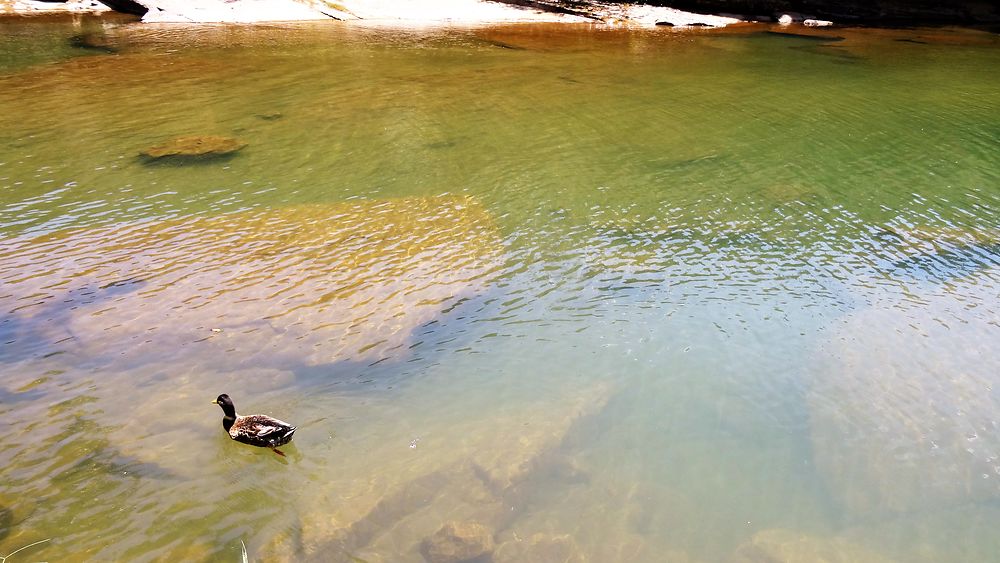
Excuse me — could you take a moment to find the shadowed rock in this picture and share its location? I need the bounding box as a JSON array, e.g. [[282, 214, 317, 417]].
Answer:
[[96, 0, 147, 16]]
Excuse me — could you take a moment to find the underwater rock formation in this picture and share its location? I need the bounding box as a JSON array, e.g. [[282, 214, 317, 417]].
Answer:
[[255, 381, 613, 561], [0, 195, 501, 369], [841, 504, 1000, 563], [493, 533, 585, 563], [139, 135, 247, 160], [732, 529, 896, 563], [420, 521, 495, 563], [808, 274, 1000, 518]]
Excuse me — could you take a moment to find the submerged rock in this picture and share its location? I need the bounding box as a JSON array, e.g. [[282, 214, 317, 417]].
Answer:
[[69, 32, 118, 53], [842, 504, 1000, 563], [808, 276, 1000, 517], [420, 521, 494, 563], [733, 529, 896, 563], [263, 381, 613, 561], [0, 494, 36, 542], [2, 195, 501, 369], [494, 533, 584, 563], [139, 135, 246, 159]]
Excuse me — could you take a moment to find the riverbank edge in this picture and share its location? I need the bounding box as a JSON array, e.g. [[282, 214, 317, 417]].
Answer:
[[2, 0, 744, 27]]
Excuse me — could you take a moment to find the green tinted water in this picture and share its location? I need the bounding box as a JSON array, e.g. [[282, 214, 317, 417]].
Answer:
[[1, 16, 999, 562]]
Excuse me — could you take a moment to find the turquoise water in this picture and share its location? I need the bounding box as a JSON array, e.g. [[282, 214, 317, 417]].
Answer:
[[1, 17, 999, 562]]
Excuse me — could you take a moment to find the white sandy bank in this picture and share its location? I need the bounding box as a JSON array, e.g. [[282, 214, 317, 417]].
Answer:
[[3, 0, 741, 27]]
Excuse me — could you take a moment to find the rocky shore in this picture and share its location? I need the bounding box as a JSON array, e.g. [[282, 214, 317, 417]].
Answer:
[[1, 0, 739, 25], [5, 0, 997, 26]]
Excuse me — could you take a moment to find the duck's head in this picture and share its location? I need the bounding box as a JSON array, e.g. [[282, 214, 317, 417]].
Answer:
[[212, 393, 236, 417]]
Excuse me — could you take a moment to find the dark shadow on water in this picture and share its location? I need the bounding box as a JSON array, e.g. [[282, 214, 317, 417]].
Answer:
[[0, 381, 46, 407], [765, 30, 846, 43], [137, 152, 244, 167], [793, 44, 865, 61], [425, 139, 461, 150], [0, 505, 11, 543], [288, 287, 503, 396], [0, 278, 146, 364], [68, 33, 120, 55], [641, 153, 725, 178], [888, 242, 1000, 281]]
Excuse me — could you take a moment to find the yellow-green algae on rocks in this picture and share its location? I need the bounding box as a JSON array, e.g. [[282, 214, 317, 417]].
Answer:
[[139, 135, 247, 159]]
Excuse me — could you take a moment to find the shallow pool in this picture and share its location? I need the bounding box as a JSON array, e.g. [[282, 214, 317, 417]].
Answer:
[[1, 16, 999, 562]]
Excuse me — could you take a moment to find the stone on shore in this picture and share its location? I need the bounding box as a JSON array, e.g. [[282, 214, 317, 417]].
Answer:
[[97, 0, 351, 22], [1, 0, 109, 14], [79, 0, 740, 26]]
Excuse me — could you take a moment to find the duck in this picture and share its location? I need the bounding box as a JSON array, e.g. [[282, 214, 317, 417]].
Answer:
[[212, 393, 296, 456]]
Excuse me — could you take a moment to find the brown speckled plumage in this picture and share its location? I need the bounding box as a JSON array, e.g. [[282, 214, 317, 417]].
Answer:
[[213, 394, 296, 454]]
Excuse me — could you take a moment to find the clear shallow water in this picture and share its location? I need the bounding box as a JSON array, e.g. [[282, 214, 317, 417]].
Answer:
[[0, 16, 999, 562]]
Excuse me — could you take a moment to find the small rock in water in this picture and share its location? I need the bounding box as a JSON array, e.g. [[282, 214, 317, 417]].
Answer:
[[778, 14, 794, 24], [140, 135, 247, 159], [420, 521, 494, 563], [69, 32, 118, 53]]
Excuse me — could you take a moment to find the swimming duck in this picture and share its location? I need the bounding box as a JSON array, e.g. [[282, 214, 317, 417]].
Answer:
[[212, 393, 296, 456]]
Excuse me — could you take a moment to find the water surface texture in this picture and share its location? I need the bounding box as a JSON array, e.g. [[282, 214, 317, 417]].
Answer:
[[1, 17, 999, 562]]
